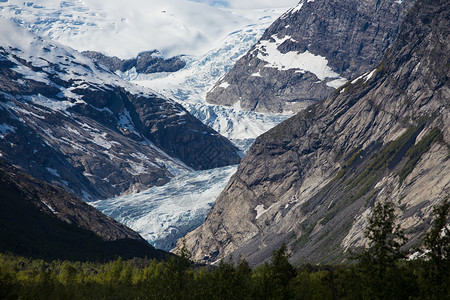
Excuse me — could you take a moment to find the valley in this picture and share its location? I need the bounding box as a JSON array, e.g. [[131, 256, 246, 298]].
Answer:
[[0, 0, 448, 289]]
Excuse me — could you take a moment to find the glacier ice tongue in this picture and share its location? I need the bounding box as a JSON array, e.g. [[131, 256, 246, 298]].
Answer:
[[90, 165, 237, 251]]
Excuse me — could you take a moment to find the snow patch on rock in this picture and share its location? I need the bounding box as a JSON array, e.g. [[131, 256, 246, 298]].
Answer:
[[255, 34, 347, 84]]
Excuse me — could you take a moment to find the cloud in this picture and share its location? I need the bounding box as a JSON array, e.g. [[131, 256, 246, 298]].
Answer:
[[226, 0, 299, 9], [191, 0, 299, 10]]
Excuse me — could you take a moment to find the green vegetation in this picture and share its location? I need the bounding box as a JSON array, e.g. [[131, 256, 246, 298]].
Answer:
[[345, 126, 418, 191], [0, 245, 447, 300], [1, 199, 449, 299], [335, 147, 362, 180], [332, 124, 443, 209], [420, 198, 450, 297], [397, 128, 443, 183]]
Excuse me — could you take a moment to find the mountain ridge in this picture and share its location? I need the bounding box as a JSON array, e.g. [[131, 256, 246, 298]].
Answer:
[[0, 159, 167, 261], [82, 50, 186, 74], [180, 0, 449, 265], [206, 0, 416, 113], [0, 18, 240, 200]]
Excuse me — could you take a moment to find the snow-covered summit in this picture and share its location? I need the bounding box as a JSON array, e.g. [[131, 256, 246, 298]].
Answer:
[[0, 0, 297, 58], [0, 17, 158, 101]]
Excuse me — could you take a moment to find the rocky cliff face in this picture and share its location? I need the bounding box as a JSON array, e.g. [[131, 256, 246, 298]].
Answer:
[[0, 159, 167, 261], [82, 50, 186, 74], [0, 18, 240, 200], [206, 0, 415, 113], [181, 0, 449, 265]]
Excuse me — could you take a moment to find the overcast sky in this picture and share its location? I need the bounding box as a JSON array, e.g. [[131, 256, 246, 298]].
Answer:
[[192, 0, 299, 10]]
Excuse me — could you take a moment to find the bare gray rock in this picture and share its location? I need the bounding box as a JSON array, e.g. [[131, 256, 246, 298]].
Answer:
[[206, 0, 416, 113], [180, 0, 450, 266], [82, 50, 186, 74]]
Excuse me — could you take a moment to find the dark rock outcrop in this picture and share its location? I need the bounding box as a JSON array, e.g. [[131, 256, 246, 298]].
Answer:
[[82, 50, 186, 74], [0, 159, 167, 261], [181, 0, 449, 265], [206, 0, 416, 113]]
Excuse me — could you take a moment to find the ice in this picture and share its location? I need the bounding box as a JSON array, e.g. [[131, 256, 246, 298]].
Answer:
[[22, 94, 75, 111], [219, 82, 230, 89], [12, 64, 50, 84], [0, 0, 298, 58], [91, 132, 114, 149], [124, 15, 292, 142], [365, 68, 377, 81], [41, 201, 57, 214], [326, 78, 348, 88], [185, 103, 290, 142], [350, 68, 377, 85], [0, 2, 301, 249], [90, 165, 238, 250], [291, 2, 304, 14], [117, 108, 139, 136]]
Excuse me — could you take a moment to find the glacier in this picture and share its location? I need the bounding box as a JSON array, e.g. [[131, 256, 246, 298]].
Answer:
[[90, 165, 238, 251], [102, 7, 292, 249], [123, 18, 292, 142], [1, 0, 296, 250], [0, 0, 297, 58]]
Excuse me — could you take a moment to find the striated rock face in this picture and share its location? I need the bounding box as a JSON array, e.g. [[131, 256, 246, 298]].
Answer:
[[82, 50, 186, 74], [206, 0, 416, 113], [0, 159, 167, 261], [0, 18, 240, 200], [181, 0, 450, 265]]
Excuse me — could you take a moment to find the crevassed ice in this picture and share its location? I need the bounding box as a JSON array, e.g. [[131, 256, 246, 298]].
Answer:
[[90, 165, 238, 250]]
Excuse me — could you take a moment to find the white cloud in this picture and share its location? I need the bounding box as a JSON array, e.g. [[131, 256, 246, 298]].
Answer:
[[192, 0, 299, 9], [1, 0, 298, 58], [223, 0, 299, 9]]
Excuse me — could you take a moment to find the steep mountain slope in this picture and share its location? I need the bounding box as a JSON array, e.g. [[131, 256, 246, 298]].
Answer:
[[0, 18, 240, 200], [87, 11, 292, 250], [0, 159, 166, 261], [181, 0, 450, 265], [206, 0, 416, 113]]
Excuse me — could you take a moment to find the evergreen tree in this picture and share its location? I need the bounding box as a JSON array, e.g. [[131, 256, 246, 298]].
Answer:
[[162, 239, 193, 298], [423, 198, 450, 273], [362, 200, 406, 267], [420, 198, 450, 299], [358, 200, 407, 299], [252, 243, 296, 299]]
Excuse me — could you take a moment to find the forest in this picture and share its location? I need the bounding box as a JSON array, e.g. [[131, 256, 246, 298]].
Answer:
[[1, 199, 448, 300]]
